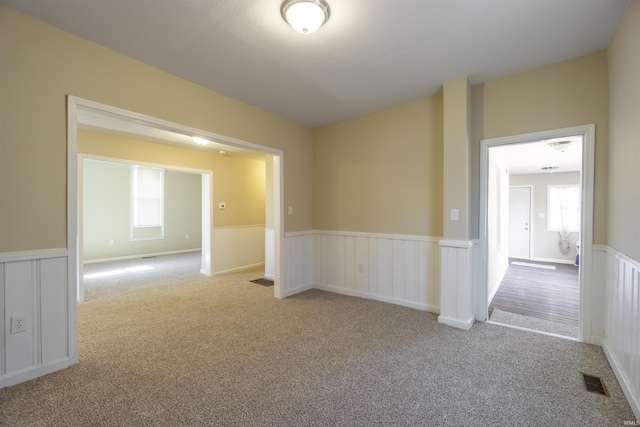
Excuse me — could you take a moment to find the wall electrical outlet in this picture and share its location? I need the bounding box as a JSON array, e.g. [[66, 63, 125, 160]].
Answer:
[[185, 234, 190, 239], [10, 315, 28, 334], [109, 240, 114, 246]]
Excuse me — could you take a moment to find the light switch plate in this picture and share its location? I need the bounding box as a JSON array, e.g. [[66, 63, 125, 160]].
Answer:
[[450, 209, 459, 221]]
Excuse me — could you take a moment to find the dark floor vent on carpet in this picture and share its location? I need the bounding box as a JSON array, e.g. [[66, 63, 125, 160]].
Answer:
[[582, 373, 608, 396], [250, 278, 274, 287]]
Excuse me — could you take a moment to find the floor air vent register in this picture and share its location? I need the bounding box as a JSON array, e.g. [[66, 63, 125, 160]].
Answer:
[[250, 278, 274, 287], [581, 373, 608, 396]]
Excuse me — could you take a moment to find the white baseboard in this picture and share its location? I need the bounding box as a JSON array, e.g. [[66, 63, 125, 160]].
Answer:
[[314, 283, 439, 314], [528, 256, 576, 265], [84, 248, 201, 264], [438, 315, 475, 330], [602, 339, 640, 421], [0, 358, 73, 389], [264, 273, 275, 280], [487, 279, 500, 306], [213, 262, 265, 277]]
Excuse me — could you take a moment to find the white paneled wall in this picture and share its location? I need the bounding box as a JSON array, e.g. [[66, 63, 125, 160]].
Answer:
[[312, 231, 440, 312], [602, 247, 640, 419], [0, 250, 75, 389], [283, 231, 314, 297], [264, 228, 275, 280], [438, 240, 475, 329]]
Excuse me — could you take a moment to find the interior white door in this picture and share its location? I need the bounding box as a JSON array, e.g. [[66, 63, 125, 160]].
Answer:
[[509, 187, 531, 259]]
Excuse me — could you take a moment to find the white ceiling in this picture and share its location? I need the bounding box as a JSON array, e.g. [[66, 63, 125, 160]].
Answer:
[[2, 0, 629, 128], [493, 136, 583, 176]]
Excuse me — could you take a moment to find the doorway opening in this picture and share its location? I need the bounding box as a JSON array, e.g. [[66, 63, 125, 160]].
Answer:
[[78, 156, 211, 302], [479, 125, 595, 342], [67, 96, 285, 357]]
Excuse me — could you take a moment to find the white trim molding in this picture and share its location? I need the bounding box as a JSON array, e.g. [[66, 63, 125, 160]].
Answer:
[[313, 231, 442, 313], [284, 230, 314, 238], [0, 248, 69, 264], [478, 124, 596, 342], [529, 257, 576, 265], [438, 239, 476, 330], [314, 229, 441, 243], [83, 248, 201, 265]]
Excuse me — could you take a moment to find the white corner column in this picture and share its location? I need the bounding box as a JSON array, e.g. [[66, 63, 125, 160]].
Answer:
[[438, 77, 475, 330], [439, 239, 475, 329]]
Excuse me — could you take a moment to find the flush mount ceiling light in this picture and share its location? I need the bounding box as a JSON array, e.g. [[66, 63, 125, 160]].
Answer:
[[281, 0, 330, 34], [549, 140, 574, 152], [192, 136, 210, 146]]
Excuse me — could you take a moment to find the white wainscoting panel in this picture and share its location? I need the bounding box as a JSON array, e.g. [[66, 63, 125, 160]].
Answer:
[[283, 231, 314, 297], [212, 225, 265, 275], [313, 231, 441, 312], [1, 250, 73, 389], [264, 228, 275, 280], [438, 239, 475, 330], [602, 247, 640, 420]]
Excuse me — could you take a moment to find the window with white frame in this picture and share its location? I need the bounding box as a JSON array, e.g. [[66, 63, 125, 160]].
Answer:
[[547, 184, 580, 233], [131, 165, 164, 239]]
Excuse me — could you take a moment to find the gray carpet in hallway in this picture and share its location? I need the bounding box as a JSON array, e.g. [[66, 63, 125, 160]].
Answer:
[[0, 254, 635, 426]]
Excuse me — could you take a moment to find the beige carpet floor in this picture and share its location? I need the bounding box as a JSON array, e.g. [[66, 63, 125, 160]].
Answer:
[[0, 253, 636, 426]]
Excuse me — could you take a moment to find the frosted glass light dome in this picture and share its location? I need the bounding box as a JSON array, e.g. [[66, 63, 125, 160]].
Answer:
[[281, 0, 330, 34]]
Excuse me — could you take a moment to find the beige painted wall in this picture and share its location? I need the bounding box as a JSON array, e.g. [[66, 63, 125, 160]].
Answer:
[[607, 0, 640, 262], [443, 77, 471, 240], [83, 159, 202, 260], [471, 52, 609, 244], [79, 130, 265, 229], [0, 6, 312, 252], [510, 172, 581, 263], [313, 95, 443, 236]]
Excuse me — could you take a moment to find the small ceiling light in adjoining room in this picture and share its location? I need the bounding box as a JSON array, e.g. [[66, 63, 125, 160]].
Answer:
[[192, 136, 211, 146], [281, 0, 330, 34], [549, 140, 574, 152]]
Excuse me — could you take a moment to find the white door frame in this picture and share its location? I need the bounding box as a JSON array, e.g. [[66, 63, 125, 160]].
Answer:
[[508, 185, 533, 260], [479, 124, 595, 343], [67, 96, 286, 343]]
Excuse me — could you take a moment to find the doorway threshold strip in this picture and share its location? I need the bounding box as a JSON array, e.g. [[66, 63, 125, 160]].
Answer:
[[511, 261, 556, 270]]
